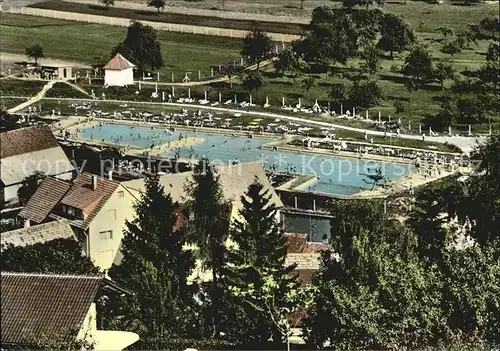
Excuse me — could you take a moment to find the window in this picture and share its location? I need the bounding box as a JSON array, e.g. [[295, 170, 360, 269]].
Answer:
[[118, 191, 124, 198], [98, 230, 113, 240]]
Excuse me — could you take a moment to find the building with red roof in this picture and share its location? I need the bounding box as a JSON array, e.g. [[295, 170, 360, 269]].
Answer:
[[103, 53, 135, 87]]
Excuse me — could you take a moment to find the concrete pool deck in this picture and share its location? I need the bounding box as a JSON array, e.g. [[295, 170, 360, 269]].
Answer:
[[53, 117, 470, 198], [59, 116, 445, 166]]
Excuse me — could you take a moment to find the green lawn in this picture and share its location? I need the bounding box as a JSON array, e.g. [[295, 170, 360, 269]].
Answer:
[[0, 14, 243, 80], [0, 97, 30, 110], [0, 79, 46, 96]]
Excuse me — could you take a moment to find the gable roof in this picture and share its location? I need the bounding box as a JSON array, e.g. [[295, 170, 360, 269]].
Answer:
[[0, 147, 74, 187], [0, 125, 59, 159], [1, 272, 102, 345], [124, 161, 283, 210], [104, 53, 135, 71], [1, 220, 76, 249], [18, 174, 120, 230], [18, 177, 71, 224], [61, 174, 120, 229]]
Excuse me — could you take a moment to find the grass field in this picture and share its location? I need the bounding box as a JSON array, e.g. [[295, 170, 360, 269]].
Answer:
[[0, 79, 46, 96], [0, 14, 242, 79], [1, 0, 497, 134], [28, 0, 498, 34], [29, 1, 305, 35]]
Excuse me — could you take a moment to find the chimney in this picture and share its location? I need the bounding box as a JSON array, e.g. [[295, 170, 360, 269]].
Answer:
[[108, 170, 113, 180], [92, 175, 98, 190]]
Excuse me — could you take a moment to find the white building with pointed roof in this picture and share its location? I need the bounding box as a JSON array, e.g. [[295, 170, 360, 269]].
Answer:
[[103, 53, 135, 87]]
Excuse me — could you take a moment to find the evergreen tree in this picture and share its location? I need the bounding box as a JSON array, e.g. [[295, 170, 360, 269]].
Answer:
[[185, 158, 231, 339], [107, 175, 198, 338], [225, 182, 301, 348]]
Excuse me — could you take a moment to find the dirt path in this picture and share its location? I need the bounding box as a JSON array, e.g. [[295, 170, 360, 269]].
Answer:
[[8, 80, 57, 113]]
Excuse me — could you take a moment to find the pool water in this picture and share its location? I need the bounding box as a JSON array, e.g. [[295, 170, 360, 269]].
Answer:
[[82, 124, 414, 196]]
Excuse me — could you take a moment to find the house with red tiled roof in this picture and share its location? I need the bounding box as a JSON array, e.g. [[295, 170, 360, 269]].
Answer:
[[1, 272, 139, 350], [18, 173, 138, 270], [0, 125, 74, 205], [104, 53, 135, 87]]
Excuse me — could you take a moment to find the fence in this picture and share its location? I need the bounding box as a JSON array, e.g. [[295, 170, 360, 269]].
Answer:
[[6, 7, 301, 43]]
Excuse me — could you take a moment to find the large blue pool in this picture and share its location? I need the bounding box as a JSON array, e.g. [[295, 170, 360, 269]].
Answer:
[[81, 124, 414, 196]]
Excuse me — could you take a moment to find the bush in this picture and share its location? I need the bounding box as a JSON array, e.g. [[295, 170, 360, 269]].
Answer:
[[394, 100, 406, 113]]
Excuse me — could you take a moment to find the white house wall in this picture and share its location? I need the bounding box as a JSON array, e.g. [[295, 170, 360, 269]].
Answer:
[[104, 68, 134, 87], [0, 147, 75, 203], [87, 185, 137, 271]]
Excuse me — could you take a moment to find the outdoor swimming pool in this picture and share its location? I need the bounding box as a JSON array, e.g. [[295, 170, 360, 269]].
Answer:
[[81, 124, 414, 196]]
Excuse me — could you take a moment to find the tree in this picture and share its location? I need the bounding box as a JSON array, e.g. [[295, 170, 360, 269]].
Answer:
[[304, 200, 445, 349], [297, 7, 360, 72], [1, 239, 99, 274], [407, 176, 467, 264], [25, 44, 44, 65], [329, 83, 346, 105], [479, 16, 500, 40], [378, 13, 415, 59], [112, 21, 163, 73], [98, 0, 114, 9], [274, 49, 302, 80], [301, 75, 316, 98], [360, 43, 382, 76], [402, 45, 434, 91], [433, 60, 456, 90], [458, 135, 500, 245], [220, 64, 237, 88], [230, 268, 312, 351], [441, 39, 462, 61], [349, 79, 383, 107], [17, 171, 45, 205], [242, 72, 263, 95], [147, 0, 166, 14], [479, 42, 500, 92], [225, 182, 305, 349], [241, 28, 272, 73], [441, 241, 500, 345], [432, 97, 456, 130], [108, 175, 198, 338], [185, 159, 231, 339]]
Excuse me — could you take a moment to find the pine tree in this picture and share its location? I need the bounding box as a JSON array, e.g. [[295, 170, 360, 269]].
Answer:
[[107, 175, 198, 338], [225, 182, 301, 347], [185, 158, 231, 339]]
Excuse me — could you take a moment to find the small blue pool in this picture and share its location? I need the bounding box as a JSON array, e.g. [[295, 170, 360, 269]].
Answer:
[[81, 124, 414, 196]]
